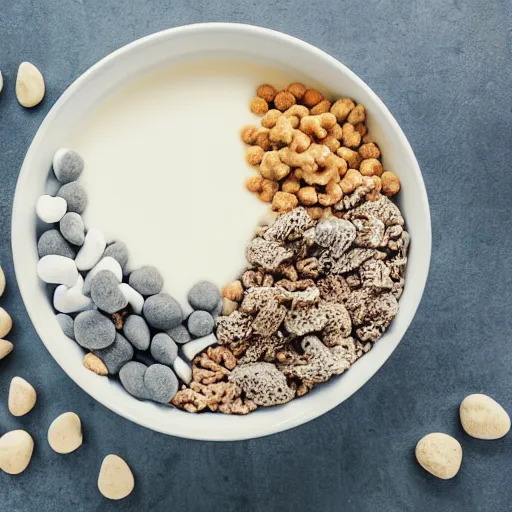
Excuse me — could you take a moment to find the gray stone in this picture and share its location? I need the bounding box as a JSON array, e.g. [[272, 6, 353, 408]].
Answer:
[[123, 315, 150, 351], [56, 313, 75, 340], [38, 229, 75, 258], [74, 310, 116, 350], [150, 333, 178, 366], [53, 149, 84, 184], [128, 266, 163, 296], [143, 364, 178, 404], [104, 242, 129, 269], [166, 324, 191, 345], [143, 293, 182, 330], [57, 181, 88, 214], [90, 270, 128, 314], [187, 281, 221, 312], [94, 333, 134, 375], [59, 212, 85, 246], [119, 361, 149, 400], [187, 310, 214, 337]]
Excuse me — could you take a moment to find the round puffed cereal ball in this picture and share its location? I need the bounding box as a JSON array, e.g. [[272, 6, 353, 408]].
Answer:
[[166, 324, 192, 345], [249, 97, 269, 115], [143, 293, 183, 330], [381, 171, 401, 197], [258, 179, 279, 202], [286, 83, 307, 100], [57, 181, 88, 214], [359, 158, 383, 177], [240, 125, 259, 144], [90, 270, 128, 314], [415, 433, 462, 480], [119, 361, 149, 400], [257, 83, 277, 102], [297, 186, 318, 206], [187, 310, 215, 337], [261, 109, 282, 129], [358, 142, 380, 160], [245, 175, 263, 193], [303, 89, 324, 108], [144, 364, 179, 404], [271, 191, 298, 213], [123, 315, 151, 351], [245, 146, 264, 166], [187, 281, 221, 312], [347, 104, 366, 124], [150, 333, 178, 365], [38, 229, 76, 259], [274, 91, 296, 112], [74, 310, 116, 350], [53, 149, 84, 184], [310, 100, 332, 115], [331, 98, 355, 122], [93, 333, 134, 375], [222, 280, 244, 301]]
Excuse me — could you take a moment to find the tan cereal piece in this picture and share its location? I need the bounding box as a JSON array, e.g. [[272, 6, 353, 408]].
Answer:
[[318, 181, 343, 206], [258, 179, 280, 203], [283, 104, 310, 120], [84, 353, 109, 376], [319, 134, 341, 153], [281, 175, 301, 194], [286, 82, 307, 99], [358, 142, 381, 159], [415, 433, 462, 480], [279, 144, 330, 174], [254, 129, 272, 151], [459, 394, 511, 440], [0, 339, 13, 360], [330, 98, 355, 122], [337, 146, 361, 169], [300, 113, 337, 139], [340, 169, 364, 194], [8, 377, 36, 417], [274, 90, 296, 111], [0, 265, 5, 297], [257, 84, 278, 102], [269, 115, 295, 145], [302, 89, 324, 108], [0, 430, 34, 475], [359, 158, 383, 177], [342, 123, 361, 148], [249, 97, 269, 115], [347, 103, 366, 124], [297, 186, 318, 206], [261, 109, 282, 128], [272, 192, 299, 213], [222, 280, 244, 302], [259, 151, 291, 181], [289, 130, 311, 153], [245, 146, 264, 166], [310, 100, 332, 115], [48, 412, 83, 454], [300, 153, 345, 186], [306, 207, 324, 220], [366, 176, 382, 201], [381, 171, 401, 197], [354, 123, 367, 137], [362, 133, 375, 143], [98, 454, 135, 500], [240, 125, 260, 144], [245, 175, 263, 193], [0, 307, 12, 339], [171, 387, 208, 412]]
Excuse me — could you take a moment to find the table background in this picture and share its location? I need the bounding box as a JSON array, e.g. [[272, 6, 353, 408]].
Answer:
[[1, 1, 511, 511]]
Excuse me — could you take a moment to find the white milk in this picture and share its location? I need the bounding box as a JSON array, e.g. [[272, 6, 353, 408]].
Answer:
[[70, 59, 305, 311]]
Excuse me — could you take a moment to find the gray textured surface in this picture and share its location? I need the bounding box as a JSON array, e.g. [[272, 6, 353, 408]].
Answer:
[[0, 1, 511, 510]]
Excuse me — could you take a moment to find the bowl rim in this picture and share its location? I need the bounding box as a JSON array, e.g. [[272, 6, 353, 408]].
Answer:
[[12, 22, 431, 441]]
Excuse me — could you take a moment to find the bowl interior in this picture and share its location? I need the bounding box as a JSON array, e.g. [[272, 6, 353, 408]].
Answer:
[[12, 23, 431, 440]]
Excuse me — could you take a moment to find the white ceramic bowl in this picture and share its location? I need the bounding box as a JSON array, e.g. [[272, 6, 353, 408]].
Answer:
[[12, 23, 431, 441]]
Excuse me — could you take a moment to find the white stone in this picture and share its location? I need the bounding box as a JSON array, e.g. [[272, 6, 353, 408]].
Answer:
[[118, 283, 144, 314], [75, 228, 106, 271], [172, 356, 192, 385], [16, 62, 45, 108], [0, 71, 3, 95], [0, 430, 34, 475], [8, 377, 37, 417], [0, 308, 12, 338], [37, 255, 78, 287], [36, 195, 67, 223], [53, 275, 92, 314], [98, 454, 135, 500], [460, 394, 511, 440], [0, 339, 13, 360], [182, 334, 217, 361], [415, 433, 462, 479], [0, 265, 5, 296], [48, 412, 83, 454], [83, 257, 123, 295]]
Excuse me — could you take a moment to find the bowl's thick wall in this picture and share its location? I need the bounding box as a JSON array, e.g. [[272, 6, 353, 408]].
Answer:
[[12, 23, 431, 440]]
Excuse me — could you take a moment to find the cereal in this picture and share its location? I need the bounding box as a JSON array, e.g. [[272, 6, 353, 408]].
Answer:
[[249, 96, 269, 115], [274, 90, 296, 111], [381, 171, 401, 196], [302, 89, 324, 107], [286, 82, 307, 99], [256, 83, 277, 102]]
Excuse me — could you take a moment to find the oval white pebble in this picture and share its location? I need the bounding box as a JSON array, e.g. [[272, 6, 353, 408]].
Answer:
[[460, 394, 511, 440], [83, 257, 123, 295], [118, 283, 144, 315], [53, 275, 92, 314], [37, 255, 78, 287], [182, 334, 218, 361], [0, 430, 34, 475], [172, 356, 192, 385], [8, 377, 36, 417], [0, 265, 5, 297], [36, 195, 67, 223], [16, 62, 45, 108], [0, 308, 12, 338], [75, 228, 106, 271], [0, 339, 13, 360], [98, 454, 134, 500], [415, 433, 462, 479], [48, 412, 83, 454]]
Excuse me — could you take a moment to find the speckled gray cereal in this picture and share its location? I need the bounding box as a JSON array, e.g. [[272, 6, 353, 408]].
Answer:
[[104, 242, 129, 269], [128, 266, 163, 296], [150, 333, 178, 366], [53, 149, 84, 184], [94, 332, 134, 374], [187, 310, 214, 337], [74, 310, 116, 350], [187, 281, 221, 312], [119, 361, 149, 400], [166, 324, 191, 345], [143, 364, 178, 404], [123, 315, 150, 351], [57, 181, 88, 214], [90, 270, 128, 314], [143, 293, 182, 330], [59, 212, 85, 246], [38, 229, 76, 259], [56, 313, 75, 340]]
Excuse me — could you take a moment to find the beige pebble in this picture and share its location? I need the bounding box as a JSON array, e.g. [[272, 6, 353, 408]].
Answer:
[[222, 297, 238, 316], [0, 430, 34, 475], [415, 433, 462, 479], [0, 339, 13, 360], [16, 62, 45, 108], [8, 377, 37, 417], [83, 353, 109, 376], [0, 307, 12, 338], [0, 265, 5, 296], [48, 412, 83, 454], [98, 454, 134, 500], [460, 393, 510, 440]]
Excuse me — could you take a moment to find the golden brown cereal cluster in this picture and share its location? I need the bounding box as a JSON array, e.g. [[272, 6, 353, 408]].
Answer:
[[242, 83, 401, 216]]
